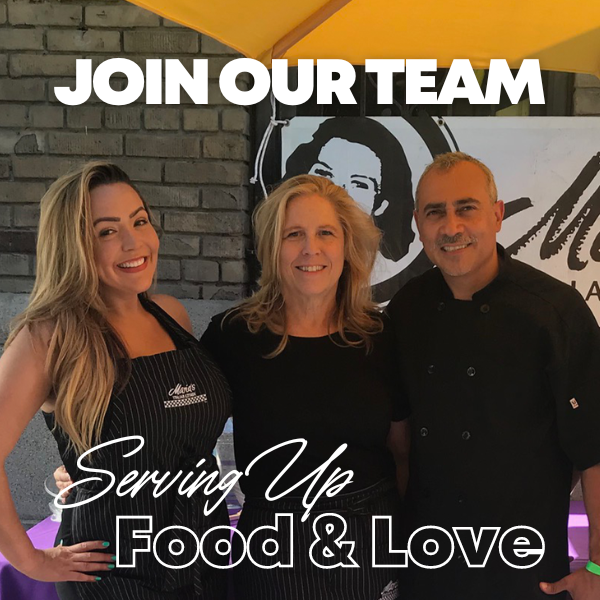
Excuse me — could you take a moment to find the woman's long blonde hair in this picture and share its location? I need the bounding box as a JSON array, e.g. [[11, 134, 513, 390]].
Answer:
[[234, 174, 383, 356], [5, 161, 153, 457]]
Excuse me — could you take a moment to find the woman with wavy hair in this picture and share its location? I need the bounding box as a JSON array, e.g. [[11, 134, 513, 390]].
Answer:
[[201, 175, 410, 600], [0, 162, 231, 599]]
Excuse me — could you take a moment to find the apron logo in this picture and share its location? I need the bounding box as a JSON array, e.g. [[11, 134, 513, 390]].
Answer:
[[569, 398, 579, 409], [164, 382, 207, 408]]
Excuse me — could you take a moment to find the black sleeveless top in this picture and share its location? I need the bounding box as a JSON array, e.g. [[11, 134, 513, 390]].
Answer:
[[43, 296, 232, 599]]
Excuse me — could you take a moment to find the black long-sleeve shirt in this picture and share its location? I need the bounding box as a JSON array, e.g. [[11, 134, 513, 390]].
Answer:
[[386, 245, 600, 600]]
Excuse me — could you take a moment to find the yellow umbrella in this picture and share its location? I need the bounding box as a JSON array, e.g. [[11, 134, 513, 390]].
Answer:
[[125, 0, 600, 76]]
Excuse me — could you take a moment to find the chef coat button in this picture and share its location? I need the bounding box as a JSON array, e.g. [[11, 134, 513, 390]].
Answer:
[[427, 364, 435, 374], [420, 427, 429, 437], [480, 304, 490, 313], [437, 302, 445, 311], [462, 431, 471, 441], [467, 366, 476, 377]]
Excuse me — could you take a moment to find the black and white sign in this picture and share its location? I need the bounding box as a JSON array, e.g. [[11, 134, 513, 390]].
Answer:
[[282, 117, 600, 321]]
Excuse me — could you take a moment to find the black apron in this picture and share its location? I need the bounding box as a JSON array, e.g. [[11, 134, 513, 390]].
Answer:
[[232, 479, 403, 600], [44, 296, 232, 599]]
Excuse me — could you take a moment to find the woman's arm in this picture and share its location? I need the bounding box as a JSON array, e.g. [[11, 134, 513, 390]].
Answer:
[[0, 326, 113, 582]]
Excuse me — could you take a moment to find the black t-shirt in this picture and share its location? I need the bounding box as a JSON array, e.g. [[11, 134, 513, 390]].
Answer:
[[386, 245, 600, 600], [201, 313, 409, 499]]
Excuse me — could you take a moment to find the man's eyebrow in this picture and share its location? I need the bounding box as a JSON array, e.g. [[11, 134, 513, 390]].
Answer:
[[421, 198, 482, 212], [454, 198, 481, 206], [93, 205, 146, 226], [422, 201, 446, 212]]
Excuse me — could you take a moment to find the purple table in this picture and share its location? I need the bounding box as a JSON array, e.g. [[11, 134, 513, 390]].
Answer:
[[568, 500, 590, 571], [0, 517, 60, 600], [0, 505, 589, 599]]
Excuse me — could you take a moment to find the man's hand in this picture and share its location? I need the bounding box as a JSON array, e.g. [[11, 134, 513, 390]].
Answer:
[[540, 567, 600, 599]]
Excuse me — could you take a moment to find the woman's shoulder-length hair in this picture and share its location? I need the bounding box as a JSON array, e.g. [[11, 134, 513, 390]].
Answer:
[[231, 174, 384, 357]]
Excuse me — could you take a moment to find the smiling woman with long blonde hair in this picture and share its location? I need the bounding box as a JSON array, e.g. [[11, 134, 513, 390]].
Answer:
[[0, 161, 231, 599], [7, 164, 145, 455]]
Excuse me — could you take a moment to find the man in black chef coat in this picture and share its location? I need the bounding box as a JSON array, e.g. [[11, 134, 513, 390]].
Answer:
[[387, 151, 600, 600]]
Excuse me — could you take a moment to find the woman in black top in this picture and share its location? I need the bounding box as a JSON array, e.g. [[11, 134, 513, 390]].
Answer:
[[0, 163, 231, 599], [202, 175, 410, 600]]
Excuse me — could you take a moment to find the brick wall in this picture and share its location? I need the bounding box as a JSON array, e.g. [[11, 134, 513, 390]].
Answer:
[[573, 74, 600, 115], [0, 0, 252, 300], [1, 0, 599, 300]]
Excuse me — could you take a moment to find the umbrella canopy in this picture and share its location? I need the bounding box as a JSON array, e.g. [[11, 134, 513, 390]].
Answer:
[[126, 0, 600, 76]]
